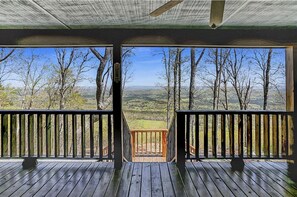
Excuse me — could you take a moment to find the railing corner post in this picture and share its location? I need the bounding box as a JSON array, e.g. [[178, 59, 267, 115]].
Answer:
[[176, 112, 185, 174]]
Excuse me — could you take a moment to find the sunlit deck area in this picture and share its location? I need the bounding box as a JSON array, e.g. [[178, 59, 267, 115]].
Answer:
[[0, 160, 296, 197]]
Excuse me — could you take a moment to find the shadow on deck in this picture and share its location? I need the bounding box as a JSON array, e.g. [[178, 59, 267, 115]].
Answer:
[[0, 160, 296, 196]]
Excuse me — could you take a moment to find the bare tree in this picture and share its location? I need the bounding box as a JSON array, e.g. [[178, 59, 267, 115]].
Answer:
[[0, 48, 15, 86], [90, 47, 112, 110], [90, 47, 134, 110], [188, 48, 205, 110], [48, 48, 92, 109], [227, 49, 253, 110], [173, 48, 185, 111], [160, 48, 174, 126], [16, 52, 46, 109], [221, 64, 230, 110], [252, 48, 283, 110], [202, 48, 230, 110], [122, 47, 134, 94]]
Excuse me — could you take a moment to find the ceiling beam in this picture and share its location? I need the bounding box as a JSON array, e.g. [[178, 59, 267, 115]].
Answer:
[[0, 29, 296, 46]]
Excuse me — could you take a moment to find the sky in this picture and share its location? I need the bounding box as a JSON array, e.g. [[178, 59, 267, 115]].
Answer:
[[1, 47, 286, 87]]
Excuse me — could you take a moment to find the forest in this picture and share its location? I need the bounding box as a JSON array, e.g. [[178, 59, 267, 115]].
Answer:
[[0, 47, 286, 130]]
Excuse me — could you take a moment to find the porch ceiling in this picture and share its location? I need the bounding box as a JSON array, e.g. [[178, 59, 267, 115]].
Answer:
[[0, 0, 296, 29]]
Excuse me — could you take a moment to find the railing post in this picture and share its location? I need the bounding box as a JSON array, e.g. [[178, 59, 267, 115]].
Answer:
[[176, 112, 185, 174], [113, 43, 123, 170], [162, 130, 167, 157]]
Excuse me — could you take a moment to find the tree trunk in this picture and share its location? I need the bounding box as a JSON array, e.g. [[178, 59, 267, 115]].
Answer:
[[263, 48, 272, 110]]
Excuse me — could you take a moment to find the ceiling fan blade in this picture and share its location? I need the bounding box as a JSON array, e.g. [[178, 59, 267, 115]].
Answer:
[[209, 0, 226, 28], [150, 0, 183, 17]]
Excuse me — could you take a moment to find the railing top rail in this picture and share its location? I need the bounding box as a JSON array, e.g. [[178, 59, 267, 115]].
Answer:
[[130, 129, 168, 132], [176, 110, 293, 115], [0, 109, 113, 114]]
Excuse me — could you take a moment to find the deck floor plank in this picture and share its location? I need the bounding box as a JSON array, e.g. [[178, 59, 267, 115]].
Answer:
[[185, 162, 211, 197], [0, 162, 19, 174], [104, 163, 126, 197], [116, 162, 134, 197], [128, 163, 142, 197], [167, 163, 187, 197], [79, 162, 108, 197], [208, 162, 248, 197], [265, 161, 297, 187], [218, 162, 268, 197], [254, 162, 297, 192], [68, 162, 104, 197], [242, 162, 287, 196], [0, 163, 24, 186], [92, 162, 114, 197], [56, 162, 92, 197], [43, 162, 83, 197], [198, 162, 233, 196], [150, 163, 164, 197], [0, 162, 50, 195], [245, 162, 295, 197], [22, 162, 69, 197], [8, 162, 59, 196], [140, 163, 152, 197], [159, 163, 175, 197], [33, 162, 76, 197], [193, 162, 227, 196]]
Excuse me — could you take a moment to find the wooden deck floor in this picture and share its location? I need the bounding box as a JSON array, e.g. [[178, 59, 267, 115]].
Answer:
[[0, 160, 296, 197]]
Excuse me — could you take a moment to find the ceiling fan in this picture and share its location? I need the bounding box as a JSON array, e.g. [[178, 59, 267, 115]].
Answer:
[[149, 0, 226, 29]]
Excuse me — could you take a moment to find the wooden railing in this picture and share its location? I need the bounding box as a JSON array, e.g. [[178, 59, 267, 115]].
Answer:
[[131, 129, 167, 157], [176, 110, 294, 168], [0, 110, 113, 160]]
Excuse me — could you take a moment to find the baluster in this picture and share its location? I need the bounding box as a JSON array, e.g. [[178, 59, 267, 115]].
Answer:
[[28, 114, 34, 157], [221, 114, 226, 158], [162, 130, 166, 157], [37, 114, 42, 157], [18, 114, 22, 157], [263, 114, 269, 157], [99, 114, 103, 160], [108, 114, 112, 159], [204, 114, 208, 158], [272, 114, 278, 157], [255, 114, 261, 157], [81, 114, 85, 158], [64, 114, 68, 158], [229, 114, 234, 158], [72, 114, 77, 158], [55, 114, 59, 157], [90, 114, 94, 158], [213, 114, 217, 158], [195, 114, 199, 159], [186, 114, 190, 159], [281, 114, 287, 157], [238, 114, 243, 158], [247, 114, 252, 158]]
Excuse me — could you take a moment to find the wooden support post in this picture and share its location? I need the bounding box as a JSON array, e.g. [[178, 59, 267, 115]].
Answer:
[[286, 47, 294, 157], [113, 43, 123, 170], [287, 46, 297, 180], [176, 112, 185, 175]]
